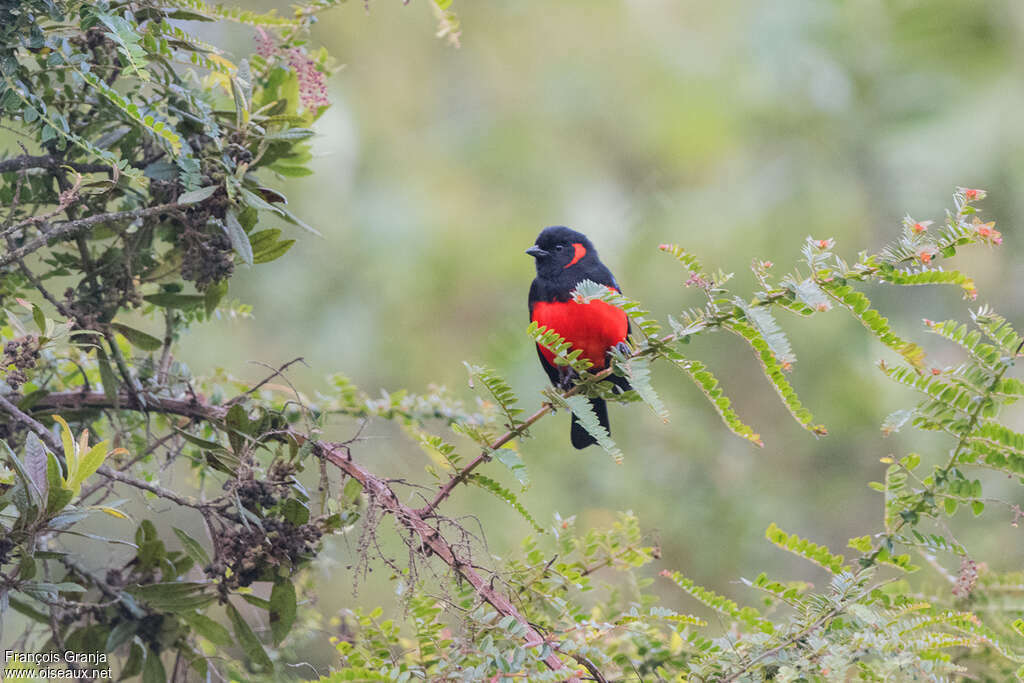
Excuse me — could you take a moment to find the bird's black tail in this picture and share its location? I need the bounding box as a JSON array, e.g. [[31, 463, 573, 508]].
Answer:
[[570, 397, 609, 449]]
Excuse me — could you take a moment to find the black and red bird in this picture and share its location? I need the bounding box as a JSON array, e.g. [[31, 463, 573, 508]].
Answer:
[[527, 226, 631, 449]]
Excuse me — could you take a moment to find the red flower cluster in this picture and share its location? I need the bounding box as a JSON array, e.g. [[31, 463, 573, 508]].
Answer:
[[972, 217, 1002, 245], [255, 27, 276, 59], [253, 29, 329, 110], [287, 48, 329, 110], [952, 556, 978, 598]]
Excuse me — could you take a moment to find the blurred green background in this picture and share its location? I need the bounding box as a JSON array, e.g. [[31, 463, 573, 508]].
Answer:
[[185, 0, 1024, 643]]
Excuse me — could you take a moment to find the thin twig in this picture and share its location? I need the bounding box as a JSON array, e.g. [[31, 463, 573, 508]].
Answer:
[[0, 202, 184, 267]]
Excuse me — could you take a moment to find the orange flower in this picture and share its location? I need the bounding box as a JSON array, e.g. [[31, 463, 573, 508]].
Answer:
[[815, 238, 834, 249], [911, 220, 932, 234], [972, 218, 1003, 245], [918, 249, 934, 264], [931, 368, 941, 376], [964, 188, 983, 200]]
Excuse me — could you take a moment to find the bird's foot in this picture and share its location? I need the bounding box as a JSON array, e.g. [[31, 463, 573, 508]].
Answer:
[[557, 365, 578, 391], [613, 341, 632, 357]]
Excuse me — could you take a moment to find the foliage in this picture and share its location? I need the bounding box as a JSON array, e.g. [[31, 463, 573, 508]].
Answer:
[[0, 3, 1021, 683]]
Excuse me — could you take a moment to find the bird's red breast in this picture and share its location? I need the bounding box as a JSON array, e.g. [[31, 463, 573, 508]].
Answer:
[[531, 297, 628, 370]]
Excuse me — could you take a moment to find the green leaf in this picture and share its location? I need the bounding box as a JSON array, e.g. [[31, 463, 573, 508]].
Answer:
[[468, 474, 544, 533], [820, 281, 926, 369], [110, 323, 163, 351], [96, 347, 119, 404], [463, 362, 523, 429], [572, 278, 661, 337], [270, 579, 297, 645], [561, 394, 623, 464], [880, 267, 977, 300], [180, 611, 233, 647], [125, 582, 214, 612], [173, 528, 211, 567], [253, 239, 295, 264], [663, 349, 763, 447], [265, 127, 315, 141], [493, 448, 529, 488], [2, 439, 44, 514], [142, 647, 167, 683], [68, 441, 116, 494], [226, 601, 273, 671], [225, 209, 254, 266], [620, 356, 669, 423], [177, 185, 217, 205], [204, 279, 228, 316], [660, 569, 772, 633], [765, 522, 846, 574], [725, 321, 826, 436], [121, 639, 145, 679], [143, 293, 205, 309]]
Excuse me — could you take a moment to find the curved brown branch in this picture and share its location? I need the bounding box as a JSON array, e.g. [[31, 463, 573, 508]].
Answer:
[[315, 439, 580, 679], [0, 202, 184, 267]]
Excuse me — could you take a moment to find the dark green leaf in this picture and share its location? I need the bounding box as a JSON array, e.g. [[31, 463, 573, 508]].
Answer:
[[177, 185, 217, 205], [226, 601, 273, 671], [172, 528, 211, 567], [225, 209, 253, 266], [269, 579, 297, 645], [110, 322, 163, 351]]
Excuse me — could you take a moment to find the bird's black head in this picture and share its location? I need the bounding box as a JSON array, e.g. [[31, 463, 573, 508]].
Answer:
[[526, 226, 597, 279]]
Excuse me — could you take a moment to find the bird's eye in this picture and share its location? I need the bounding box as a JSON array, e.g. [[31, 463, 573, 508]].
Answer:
[[555, 245, 564, 252]]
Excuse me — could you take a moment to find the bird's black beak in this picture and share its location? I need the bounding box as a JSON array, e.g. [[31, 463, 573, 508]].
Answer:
[[526, 245, 548, 259]]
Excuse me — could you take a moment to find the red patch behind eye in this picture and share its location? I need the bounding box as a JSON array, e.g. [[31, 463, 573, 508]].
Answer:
[[564, 242, 586, 268]]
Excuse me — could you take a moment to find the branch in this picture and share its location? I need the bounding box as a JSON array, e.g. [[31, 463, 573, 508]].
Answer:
[[0, 393, 218, 513], [0, 202, 183, 267], [315, 439, 581, 680], [30, 390, 227, 422], [0, 154, 114, 175]]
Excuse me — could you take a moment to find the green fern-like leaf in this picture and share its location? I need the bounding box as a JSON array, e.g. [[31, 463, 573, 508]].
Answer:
[[821, 281, 926, 369], [556, 393, 624, 464], [164, 0, 302, 26], [790, 277, 832, 312], [464, 362, 524, 429], [1, 77, 144, 183], [657, 242, 704, 274], [765, 522, 847, 574], [76, 69, 183, 154], [662, 348, 763, 447], [725, 320, 826, 435], [880, 364, 979, 415], [618, 356, 669, 423], [526, 321, 594, 375], [468, 473, 543, 533], [96, 12, 151, 80], [972, 306, 1023, 356], [660, 569, 773, 634], [615, 605, 706, 628], [880, 267, 977, 300], [571, 279, 661, 337], [734, 297, 796, 368], [971, 420, 1024, 457], [740, 572, 809, 605]]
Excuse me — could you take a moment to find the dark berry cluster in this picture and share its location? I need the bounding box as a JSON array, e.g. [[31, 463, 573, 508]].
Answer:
[[180, 227, 234, 290], [2, 336, 39, 390], [209, 518, 323, 592]]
